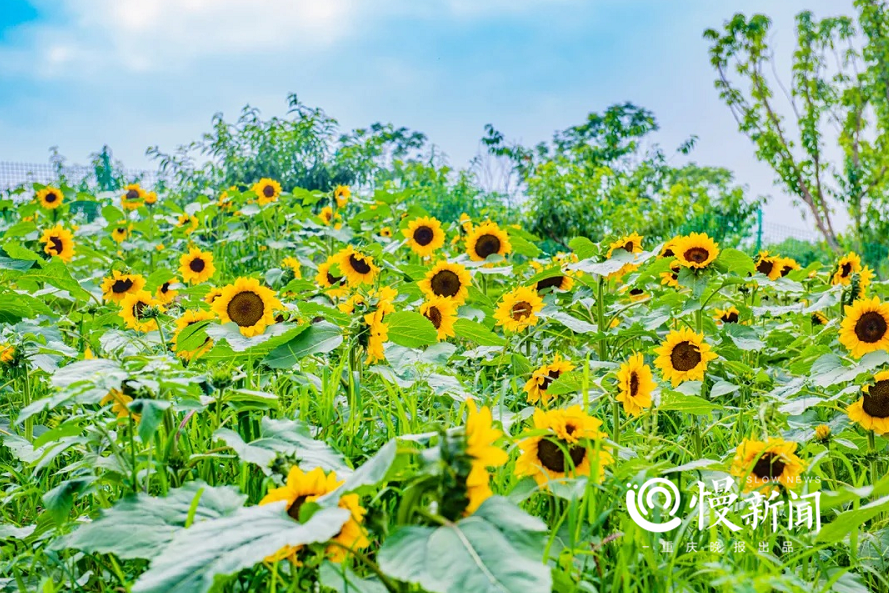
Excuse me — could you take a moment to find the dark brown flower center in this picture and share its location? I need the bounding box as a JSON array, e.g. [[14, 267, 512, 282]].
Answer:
[[623, 241, 635, 252], [287, 495, 309, 522], [424, 306, 442, 329], [684, 247, 710, 264], [863, 380, 889, 418], [189, 258, 206, 273], [134, 301, 149, 320], [812, 313, 826, 326], [126, 189, 140, 200], [855, 312, 888, 343], [161, 282, 170, 294], [536, 439, 586, 473], [841, 262, 852, 278], [430, 270, 461, 297], [629, 372, 639, 397], [721, 311, 739, 324], [117, 227, 127, 234], [45, 192, 58, 203], [474, 234, 501, 259], [752, 452, 786, 480], [262, 184, 275, 198], [413, 226, 435, 246], [326, 272, 344, 286], [780, 265, 792, 277], [227, 291, 265, 327], [539, 370, 561, 391], [349, 254, 372, 275], [756, 259, 773, 275], [670, 341, 702, 372], [629, 288, 644, 297], [112, 278, 134, 293], [511, 301, 532, 320], [662, 247, 674, 258], [49, 236, 64, 254], [536, 276, 565, 292]]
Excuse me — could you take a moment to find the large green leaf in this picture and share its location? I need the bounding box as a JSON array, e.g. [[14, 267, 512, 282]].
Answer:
[[378, 496, 551, 593], [320, 562, 388, 593], [264, 321, 342, 368], [132, 503, 349, 593], [453, 319, 506, 347], [817, 494, 889, 544], [20, 260, 92, 301], [385, 311, 438, 348], [214, 417, 351, 476], [57, 482, 246, 560]]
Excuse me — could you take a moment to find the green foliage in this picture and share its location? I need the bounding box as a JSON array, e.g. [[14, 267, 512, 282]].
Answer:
[[483, 104, 763, 249]]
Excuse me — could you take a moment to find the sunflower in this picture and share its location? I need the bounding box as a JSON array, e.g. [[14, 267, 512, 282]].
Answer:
[[660, 262, 681, 288], [494, 286, 544, 333], [364, 307, 389, 364], [179, 248, 216, 285], [607, 233, 644, 259], [315, 258, 350, 298], [730, 437, 806, 493], [776, 257, 800, 277], [616, 353, 655, 417], [176, 213, 199, 234], [121, 184, 146, 210], [839, 297, 889, 358], [338, 294, 365, 314], [100, 389, 140, 421], [1, 344, 14, 365], [259, 466, 368, 564], [523, 354, 576, 405], [463, 404, 508, 514], [144, 191, 158, 206], [119, 290, 163, 333], [459, 212, 473, 233], [40, 224, 75, 262], [252, 178, 282, 206], [204, 287, 224, 305], [832, 252, 862, 286], [212, 277, 282, 337], [37, 187, 63, 210], [847, 371, 889, 434], [654, 328, 718, 387], [379, 226, 392, 238], [403, 216, 446, 258], [111, 225, 130, 244], [626, 287, 647, 302], [320, 206, 342, 227], [811, 311, 828, 327], [419, 261, 472, 305], [465, 221, 511, 262], [515, 406, 613, 488], [173, 310, 215, 361], [155, 277, 179, 305], [101, 271, 146, 303], [674, 233, 719, 270], [754, 251, 781, 280], [420, 296, 457, 341], [659, 239, 677, 258], [861, 266, 875, 296], [714, 306, 740, 324], [335, 246, 378, 286], [281, 256, 302, 280], [533, 271, 573, 294], [334, 185, 351, 208]]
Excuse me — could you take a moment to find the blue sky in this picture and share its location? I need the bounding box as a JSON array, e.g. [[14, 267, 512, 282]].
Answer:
[[0, 0, 855, 233]]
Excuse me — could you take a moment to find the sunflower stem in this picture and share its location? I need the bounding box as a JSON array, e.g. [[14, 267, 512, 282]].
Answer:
[[596, 277, 607, 361], [612, 395, 621, 447], [868, 430, 877, 486]]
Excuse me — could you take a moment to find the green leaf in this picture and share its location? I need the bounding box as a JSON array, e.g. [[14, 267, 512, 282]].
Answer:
[[453, 318, 506, 346], [206, 322, 304, 354], [263, 322, 342, 368], [214, 417, 351, 476], [378, 496, 551, 593], [132, 504, 349, 593], [568, 237, 597, 260], [715, 248, 755, 275], [43, 477, 95, 524], [57, 482, 246, 560], [506, 233, 540, 258], [0, 524, 36, 541], [385, 311, 438, 348], [722, 323, 764, 351], [320, 562, 388, 593], [659, 391, 721, 415], [816, 494, 889, 544], [20, 260, 92, 301]]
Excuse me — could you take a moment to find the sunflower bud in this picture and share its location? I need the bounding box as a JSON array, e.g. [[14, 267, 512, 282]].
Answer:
[[814, 424, 831, 442]]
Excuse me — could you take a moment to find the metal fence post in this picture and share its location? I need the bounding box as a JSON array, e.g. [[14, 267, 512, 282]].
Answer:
[[755, 206, 763, 254]]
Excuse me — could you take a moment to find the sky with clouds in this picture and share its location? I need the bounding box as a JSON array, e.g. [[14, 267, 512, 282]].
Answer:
[[0, 0, 856, 234]]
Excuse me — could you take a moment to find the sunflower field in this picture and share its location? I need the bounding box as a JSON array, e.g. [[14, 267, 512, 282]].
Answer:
[[1, 176, 889, 593]]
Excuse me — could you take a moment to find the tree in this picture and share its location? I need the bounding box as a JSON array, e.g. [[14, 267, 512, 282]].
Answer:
[[482, 103, 762, 249], [704, 1, 889, 257]]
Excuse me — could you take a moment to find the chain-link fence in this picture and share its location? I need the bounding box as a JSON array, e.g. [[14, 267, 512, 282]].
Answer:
[[0, 160, 166, 194]]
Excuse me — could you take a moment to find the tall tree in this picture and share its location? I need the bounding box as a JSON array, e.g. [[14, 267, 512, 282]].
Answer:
[[705, 1, 889, 256]]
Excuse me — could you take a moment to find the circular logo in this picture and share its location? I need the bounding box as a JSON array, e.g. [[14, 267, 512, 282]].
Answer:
[[626, 478, 682, 532]]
